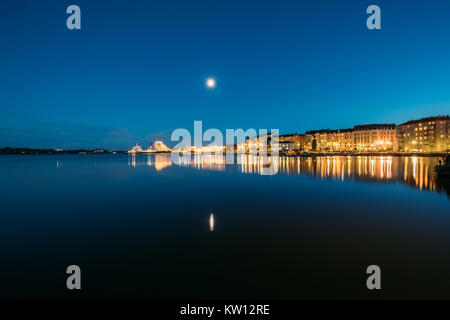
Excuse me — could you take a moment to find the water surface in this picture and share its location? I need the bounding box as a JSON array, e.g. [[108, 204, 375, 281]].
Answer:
[[0, 154, 449, 299]]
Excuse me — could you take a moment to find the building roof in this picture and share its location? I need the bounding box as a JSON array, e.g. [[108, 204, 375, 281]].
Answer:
[[398, 115, 450, 126], [305, 128, 353, 134], [334, 128, 353, 133], [305, 129, 331, 134], [353, 124, 396, 130], [279, 133, 304, 137]]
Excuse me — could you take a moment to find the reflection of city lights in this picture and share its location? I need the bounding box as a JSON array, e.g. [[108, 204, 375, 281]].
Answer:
[[129, 154, 440, 194], [153, 154, 172, 171]]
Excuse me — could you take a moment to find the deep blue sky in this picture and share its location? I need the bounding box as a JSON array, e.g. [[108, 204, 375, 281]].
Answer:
[[1, 0, 450, 149]]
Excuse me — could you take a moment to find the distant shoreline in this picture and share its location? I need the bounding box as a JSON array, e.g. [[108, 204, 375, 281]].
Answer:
[[1, 147, 448, 157], [0, 147, 127, 155]]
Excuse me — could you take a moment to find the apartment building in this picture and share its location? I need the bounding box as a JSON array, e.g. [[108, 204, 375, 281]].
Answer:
[[397, 116, 450, 152]]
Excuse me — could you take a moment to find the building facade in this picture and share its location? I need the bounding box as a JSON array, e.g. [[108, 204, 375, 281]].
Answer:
[[129, 143, 143, 153], [304, 129, 352, 152], [397, 116, 450, 152], [278, 134, 305, 154], [304, 129, 331, 152], [353, 124, 396, 152], [328, 129, 354, 152], [278, 117, 448, 154]]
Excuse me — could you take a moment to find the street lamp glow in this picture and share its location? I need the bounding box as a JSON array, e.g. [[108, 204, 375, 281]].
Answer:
[[206, 78, 216, 88]]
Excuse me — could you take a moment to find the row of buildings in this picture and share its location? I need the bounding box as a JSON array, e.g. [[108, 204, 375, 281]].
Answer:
[[130, 115, 449, 154], [278, 115, 450, 154]]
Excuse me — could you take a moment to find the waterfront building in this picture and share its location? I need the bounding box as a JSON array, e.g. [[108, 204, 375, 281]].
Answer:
[[304, 129, 330, 152], [279, 141, 298, 154], [279, 134, 305, 154], [297, 134, 307, 151], [304, 129, 353, 152], [353, 124, 396, 152], [198, 144, 226, 154], [303, 132, 315, 152], [396, 115, 450, 152], [129, 143, 143, 153], [245, 136, 258, 154], [327, 129, 353, 152], [245, 134, 273, 154], [146, 141, 172, 153]]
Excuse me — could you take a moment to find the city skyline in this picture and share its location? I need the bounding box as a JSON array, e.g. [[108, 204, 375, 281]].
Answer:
[[2, 0, 450, 150], [1, 113, 449, 152]]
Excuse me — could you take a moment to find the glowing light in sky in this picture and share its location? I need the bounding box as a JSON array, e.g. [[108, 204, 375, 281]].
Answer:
[[206, 78, 216, 88]]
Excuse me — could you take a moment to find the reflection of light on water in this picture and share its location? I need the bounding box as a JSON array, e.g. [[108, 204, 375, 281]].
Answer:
[[358, 156, 362, 176], [239, 154, 279, 175], [412, 156, 418, 180], [327, 157, 330, 176], [387, 157, 392, 179], [247, 155, 439, 193], [153, 154, 172, 171], [419, 157, 423, 190], [209, 213, 215, 232], [128, 153, 443, 194], [370, 159, 375, 177], [404, 157, 409, 182], [179, 154, 226, 171]]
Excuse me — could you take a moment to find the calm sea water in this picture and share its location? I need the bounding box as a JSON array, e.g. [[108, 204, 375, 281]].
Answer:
[[0, 154, 449, 299]]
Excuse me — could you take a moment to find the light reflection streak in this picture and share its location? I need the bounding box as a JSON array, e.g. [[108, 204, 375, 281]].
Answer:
[[209, 213, 215, 232]]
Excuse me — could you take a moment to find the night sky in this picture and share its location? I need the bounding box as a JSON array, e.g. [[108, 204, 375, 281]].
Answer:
[[1, 0, 450, 149]]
